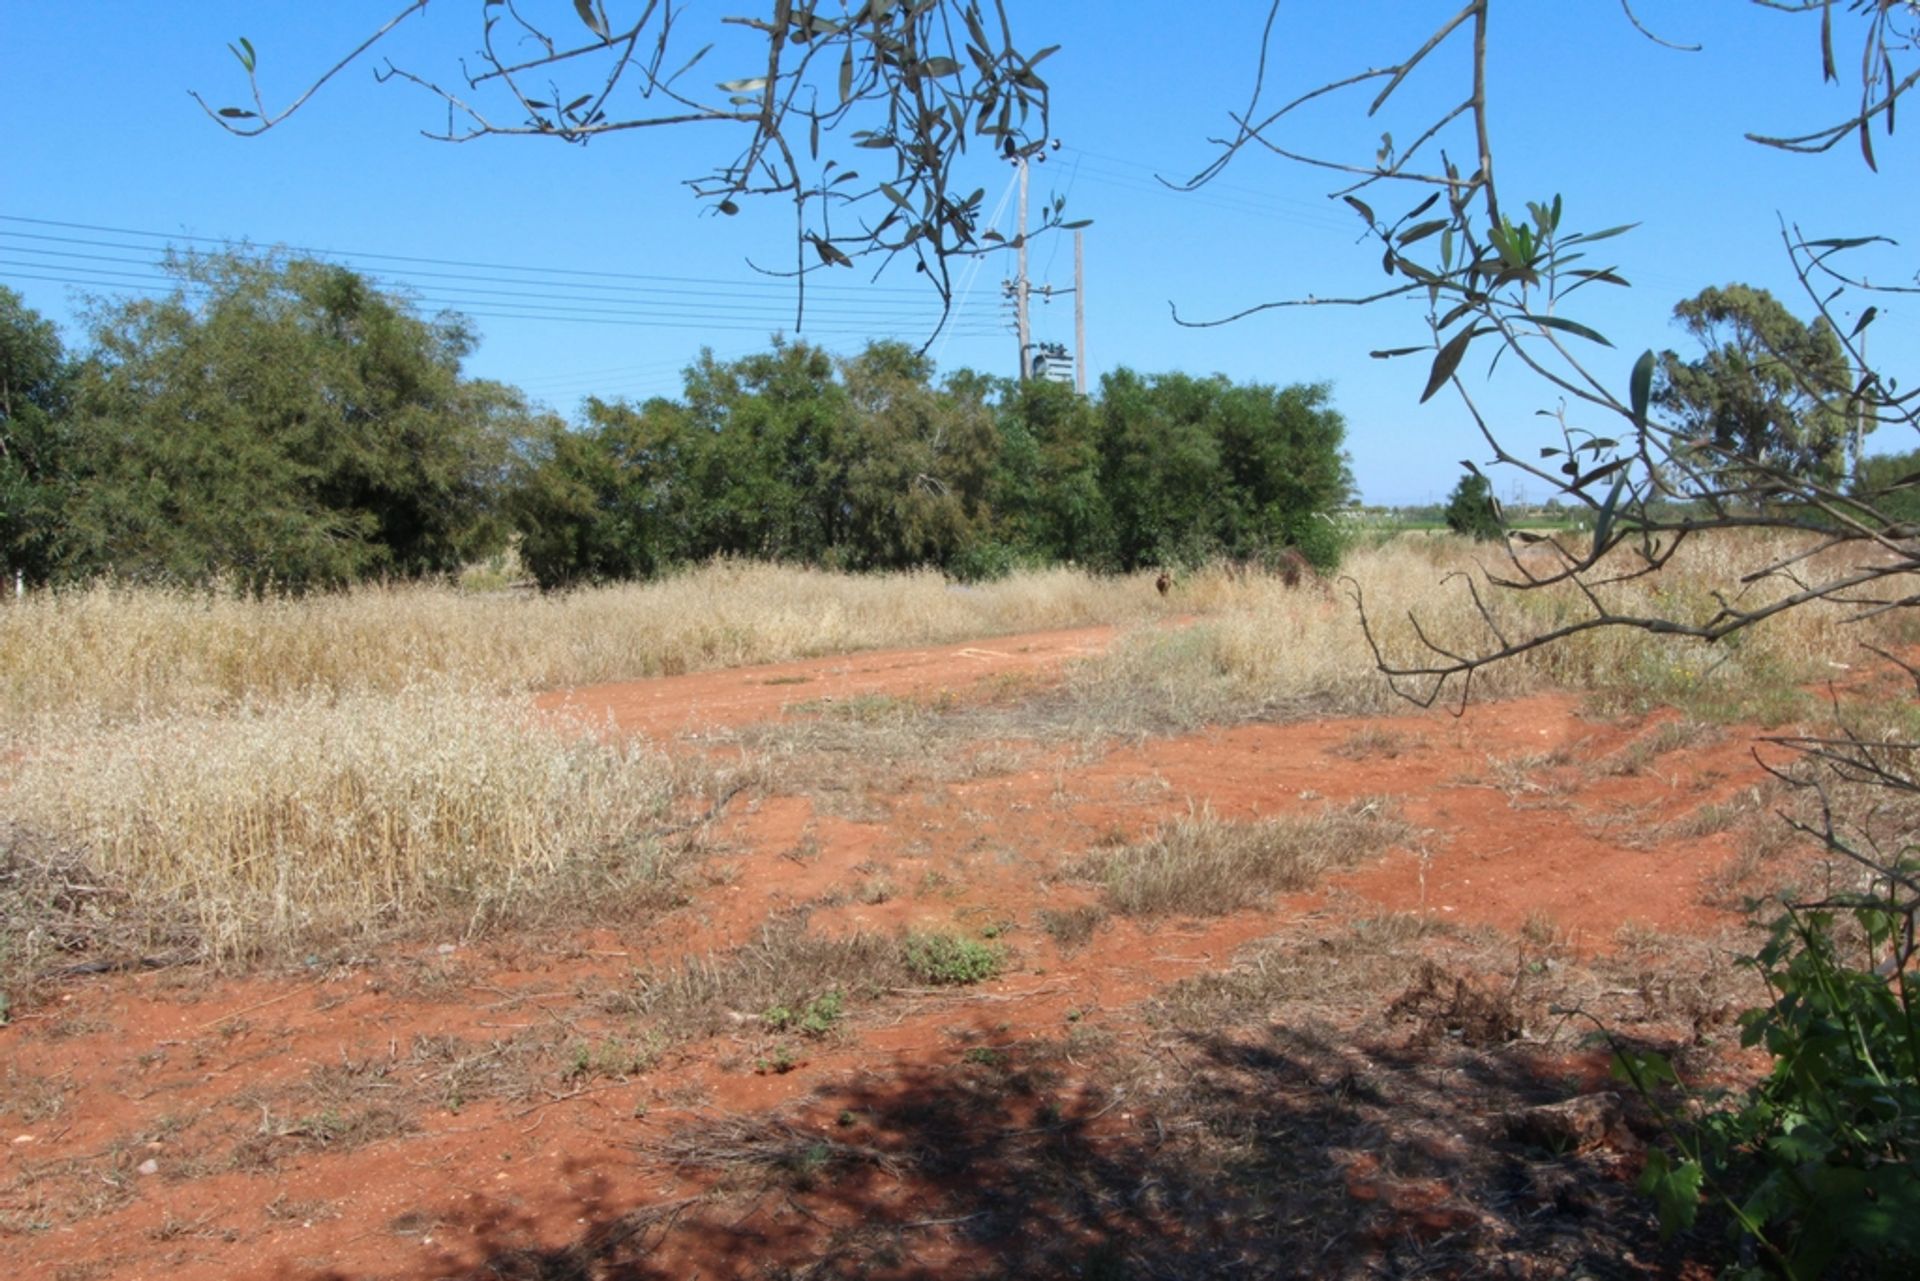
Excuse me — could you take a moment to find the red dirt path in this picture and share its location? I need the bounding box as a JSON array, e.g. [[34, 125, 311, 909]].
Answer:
[[2, 624, 1785, 1279], [533, 624, 1119, 739]]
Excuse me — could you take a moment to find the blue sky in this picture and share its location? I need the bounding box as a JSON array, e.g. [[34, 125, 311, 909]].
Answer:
[[5, 2, 1913, 504]]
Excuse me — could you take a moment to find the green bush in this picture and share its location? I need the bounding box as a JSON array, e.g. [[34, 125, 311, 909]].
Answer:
[[1443, 471, 1504, 542], [1622, 890, 1920, 1278], [1276, 509, 1353, 574], [903, 932, 1003, 986], [764, 990, 845, 1037], [947, 539, 1026, 584]]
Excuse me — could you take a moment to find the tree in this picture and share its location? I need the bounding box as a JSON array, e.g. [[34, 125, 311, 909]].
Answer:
[[679, 338, 850, 562], [1180, 4, 1918, 1271], [1654, 284, 1854, 491], [0, 287, 70, 584], [1093, 369, 1353, 571], [60, 251, 524, 589], [991, 376, 1111, 566], [837, 341, 999, 570], [198, 3, 1076, 335], [508, 396, 687, 589], [1442, 469, 1502, 542], [1095, 369, 1229, 570], [1209, 378, 1355, 569]]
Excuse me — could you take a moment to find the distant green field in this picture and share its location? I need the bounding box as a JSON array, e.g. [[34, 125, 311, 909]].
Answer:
[[1349, 516, 1588, 536]]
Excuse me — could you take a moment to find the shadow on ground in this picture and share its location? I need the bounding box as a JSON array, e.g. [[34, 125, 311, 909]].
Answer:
[[288, 1013, 1711, 1281]]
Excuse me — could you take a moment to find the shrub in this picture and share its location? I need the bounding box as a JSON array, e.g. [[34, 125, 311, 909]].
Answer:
[[1442, 470, 1504, 542], [764, 990, 845, 1037], [1623, 895, 1920, 1277], [903, 932, 1002, 985]]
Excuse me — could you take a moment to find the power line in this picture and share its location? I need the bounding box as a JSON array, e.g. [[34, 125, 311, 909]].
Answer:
[[1060, 145, 1356, 224], [0, 232, 977, 315], [0, 212, 1016, 346], [1057, 160, 1354, 236], [0, 214, 944, 298], [0, 267, 1004, 339], [0, 248, 1003, 327]]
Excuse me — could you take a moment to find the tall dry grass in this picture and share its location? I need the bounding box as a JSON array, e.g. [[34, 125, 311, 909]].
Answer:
[[4, 683, 683, 963], [0, 560, 1177, 740], [5, 533, 1913, 974], [0, 560, 1170, 970], [1068, 532, 1920, 731]]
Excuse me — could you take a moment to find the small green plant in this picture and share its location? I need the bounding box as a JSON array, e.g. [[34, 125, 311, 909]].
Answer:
[[903, 932, 1003, 986], [755, 1044, 799, 1074], [563, 1036, 657, 1081], [763, 989, 844, 1038]]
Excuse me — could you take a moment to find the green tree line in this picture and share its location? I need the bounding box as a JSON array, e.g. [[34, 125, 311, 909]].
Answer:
[[0, 252, 1356, 592]]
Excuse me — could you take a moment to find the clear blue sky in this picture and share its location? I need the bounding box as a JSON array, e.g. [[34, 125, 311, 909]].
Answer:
[[5, 2, 1913, 505]]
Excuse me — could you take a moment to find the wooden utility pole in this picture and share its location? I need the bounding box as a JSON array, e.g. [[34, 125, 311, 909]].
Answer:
[[1073, 227, 1086, 396]]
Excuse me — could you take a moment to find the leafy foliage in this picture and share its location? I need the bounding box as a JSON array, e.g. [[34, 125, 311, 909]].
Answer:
[[764, 989, 845, 1038], [56, 251, 526, 590], [510, 347, 1355, 586], [1442, 469, 1503, 542], [508, 396, 687, 589], [197, 2, 1075, 333], [1621, 893, 1920, 1278], [838, 342, 1000, 570], [903, 932, 1002, 986], [1093, 370, 1353, 572], [1655, 285, 1854, 491], [0, 287, 70, 584], [1851, 448, 1920, 529]]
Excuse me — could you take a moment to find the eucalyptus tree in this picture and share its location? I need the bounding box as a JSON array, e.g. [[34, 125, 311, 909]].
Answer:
[[1655, 283, 1855, 491]]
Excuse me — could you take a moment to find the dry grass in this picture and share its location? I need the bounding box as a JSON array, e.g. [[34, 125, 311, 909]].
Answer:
[[1151, 913, 1452, 1029], [1082, 800, 1412, 917], [1600, 718, 1724, 777], [0, 560, 1179, 737], [3, 532, 1910, 981], [641, 1113, 907, 1190], [598, 915, 912, 1038], [1065, 533, 1920, 733], [2, 683, 695, 964]]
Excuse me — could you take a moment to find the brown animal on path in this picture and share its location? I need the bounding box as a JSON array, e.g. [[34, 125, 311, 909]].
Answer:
[[1155, 571, 1171, 597]]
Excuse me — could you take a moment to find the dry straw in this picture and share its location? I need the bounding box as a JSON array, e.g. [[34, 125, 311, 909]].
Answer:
[[3, 534, 1911, 968], [1072, 533, 1920, 727], [6, 683, 680, 961], [0, 560, 1177, 738]]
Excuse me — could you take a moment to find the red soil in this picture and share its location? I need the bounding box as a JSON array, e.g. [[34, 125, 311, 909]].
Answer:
[[2, 626, 1788, 1279], [534, 624, 1119, 739]]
